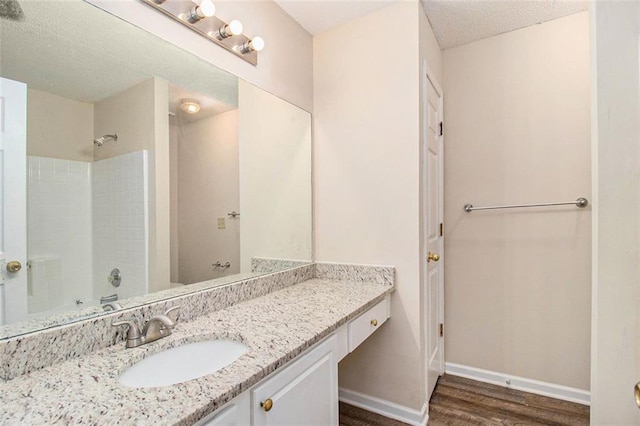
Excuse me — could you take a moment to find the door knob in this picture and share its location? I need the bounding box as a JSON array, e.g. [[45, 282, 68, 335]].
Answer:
[[6, 261, 22, 273], [427, 252, 440, 262], [635, 382, 640, 408]]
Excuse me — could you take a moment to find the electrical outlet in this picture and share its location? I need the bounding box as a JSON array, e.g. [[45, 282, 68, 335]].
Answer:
[[217, 217, 226, 229]]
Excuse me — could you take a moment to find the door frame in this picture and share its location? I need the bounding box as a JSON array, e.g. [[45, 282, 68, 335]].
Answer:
[[421, 60, 445, 399]]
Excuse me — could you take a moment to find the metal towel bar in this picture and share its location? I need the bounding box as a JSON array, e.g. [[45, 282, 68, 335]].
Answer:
[[463, 197, 589, 212]]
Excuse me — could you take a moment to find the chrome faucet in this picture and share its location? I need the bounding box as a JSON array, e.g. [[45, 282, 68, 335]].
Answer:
[[101, 293, 118, 304], [112, 306, 180, 348]]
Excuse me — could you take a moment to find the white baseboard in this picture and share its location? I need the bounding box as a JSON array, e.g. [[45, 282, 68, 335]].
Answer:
[[339, 388, 428, 426], [445, 362, 590, 406]]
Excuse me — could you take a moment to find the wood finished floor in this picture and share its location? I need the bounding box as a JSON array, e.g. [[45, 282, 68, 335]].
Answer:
[[339, 402, 409, 426], [339, 374, 590, 426]]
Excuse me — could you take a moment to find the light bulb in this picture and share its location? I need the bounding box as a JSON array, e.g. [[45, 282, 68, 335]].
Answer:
[[215, 20, 244, 40], [199, 0, 215, 17], [238, 36, 265, 54], [181, 99, 201, 114], [186, 0, 215, 23], [250, 36, 265, 52], [228, 20, 243, 36]]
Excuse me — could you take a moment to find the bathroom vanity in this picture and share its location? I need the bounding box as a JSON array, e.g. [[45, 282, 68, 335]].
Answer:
[[0, 263, 393, 425], [198, 296, 390, 426]]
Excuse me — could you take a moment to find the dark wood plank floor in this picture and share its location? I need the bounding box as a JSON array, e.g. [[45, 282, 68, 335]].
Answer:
[[339, 374, 590, 426], [340, 402, 409, 426], [429, 374, 589, 425]]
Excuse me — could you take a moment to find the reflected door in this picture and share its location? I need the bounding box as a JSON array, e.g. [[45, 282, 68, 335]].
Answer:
[[424, 73, 444, 400], [0, 77, 27, 325]]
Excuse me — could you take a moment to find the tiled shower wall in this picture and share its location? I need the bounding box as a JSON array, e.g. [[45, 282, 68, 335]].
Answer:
[[92, 151, 148, 301], [27, 151, 148, 314], [27, 157, 92, 312]]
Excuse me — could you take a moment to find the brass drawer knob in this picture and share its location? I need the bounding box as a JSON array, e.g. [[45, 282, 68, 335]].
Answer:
[[371, 319, 378, 327], [635, 382, 640, 408], [261, 398, 273, 412], [6, 261, 22, 273], [427, 252, 440, 262]]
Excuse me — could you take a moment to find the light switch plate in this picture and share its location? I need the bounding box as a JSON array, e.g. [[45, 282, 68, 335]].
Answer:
[[217, 218, 226, 229]]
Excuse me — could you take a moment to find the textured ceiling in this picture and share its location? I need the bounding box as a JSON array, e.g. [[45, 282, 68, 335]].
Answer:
[[273, 0, 399, 35], [273, 0, 588, 49], [421, 0, 589, 49], [0, 0, 237, 106]]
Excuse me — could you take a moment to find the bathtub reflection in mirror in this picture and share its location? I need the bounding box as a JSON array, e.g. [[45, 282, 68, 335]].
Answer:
[[0, 0, 311, 338]]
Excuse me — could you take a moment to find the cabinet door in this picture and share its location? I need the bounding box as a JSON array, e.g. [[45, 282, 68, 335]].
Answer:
[[252, 336, 337, 425], [195, 392, 250, 426]]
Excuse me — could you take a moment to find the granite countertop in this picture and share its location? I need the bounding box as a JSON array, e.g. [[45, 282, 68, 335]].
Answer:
[[0, 277, 392, 425]]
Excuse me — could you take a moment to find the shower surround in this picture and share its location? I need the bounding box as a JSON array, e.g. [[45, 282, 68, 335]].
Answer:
[[26, 151, 148, 315]]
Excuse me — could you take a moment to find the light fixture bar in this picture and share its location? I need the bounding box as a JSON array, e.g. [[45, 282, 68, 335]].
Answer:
[[139, 0, 260, 66]]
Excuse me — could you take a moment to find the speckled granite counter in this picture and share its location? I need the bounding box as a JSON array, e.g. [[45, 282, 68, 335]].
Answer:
[[0, 277, 393, 425]]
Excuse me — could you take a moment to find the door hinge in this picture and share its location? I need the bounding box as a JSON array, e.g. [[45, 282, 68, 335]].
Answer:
[[439, 223, 444, 237], [439, 122, 443, 136], [439, 323, 444, 337]]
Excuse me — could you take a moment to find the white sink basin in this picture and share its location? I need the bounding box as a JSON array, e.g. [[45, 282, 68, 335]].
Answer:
[[118, 339, 249, 388]]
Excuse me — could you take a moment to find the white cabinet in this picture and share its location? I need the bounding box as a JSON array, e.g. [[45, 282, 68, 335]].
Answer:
[[196, 296, 390, 425], [251, 335, 338, 425], [335, 295, 391, 362], [195, 392, 250, 426], [348, 297, 390, 351]]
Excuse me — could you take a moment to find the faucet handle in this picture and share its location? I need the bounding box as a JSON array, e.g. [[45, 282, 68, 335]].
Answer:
[[103, 302, 123, 311], [164, 306, 181, 321], [112, 320, 142, 348]]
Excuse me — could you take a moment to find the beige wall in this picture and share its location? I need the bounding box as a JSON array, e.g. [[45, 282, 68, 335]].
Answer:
[[94, 77, 170, 292], [175, 110, 240, 284], [238, 80, 312, 271], [27, 88, 94, 162], [419, 9, 443, 84], [169, 122, 179, 284], [590, 2, 640, 422], [314, 1, 441, 411], [89, 0, 313, 112], [94, 79, 156, 161], [150, 77, 171, 293], [443, 12, 591, 390]]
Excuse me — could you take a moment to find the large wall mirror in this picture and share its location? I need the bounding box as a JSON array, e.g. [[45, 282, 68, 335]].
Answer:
[[0, 0, 312, 338]]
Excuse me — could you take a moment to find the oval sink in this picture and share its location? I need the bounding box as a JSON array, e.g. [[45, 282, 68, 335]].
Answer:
[[118, 339, 249, 388]]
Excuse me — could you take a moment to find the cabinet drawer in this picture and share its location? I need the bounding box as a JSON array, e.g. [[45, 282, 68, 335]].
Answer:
[[348, 297, 389, 351]]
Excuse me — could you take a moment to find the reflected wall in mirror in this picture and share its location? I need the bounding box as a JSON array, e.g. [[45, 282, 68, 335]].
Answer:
[[0, 0, 312, 338]]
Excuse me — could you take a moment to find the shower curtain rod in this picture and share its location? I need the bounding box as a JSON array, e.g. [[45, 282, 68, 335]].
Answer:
[[463, 197, 589, 212]]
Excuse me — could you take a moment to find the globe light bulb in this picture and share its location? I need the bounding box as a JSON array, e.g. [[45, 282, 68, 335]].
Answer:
[[199, 0, 215, 17], [228, 20, 243, 36], [250, 36, 265, 52]]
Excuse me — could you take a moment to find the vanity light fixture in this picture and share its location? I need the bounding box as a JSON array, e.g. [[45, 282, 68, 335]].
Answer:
[[214, 20, 243, 40], [185, 0, 215, 23], [238, 36, 265, 54], [140, 0, 263, 65], [181, 99, 201, 114]]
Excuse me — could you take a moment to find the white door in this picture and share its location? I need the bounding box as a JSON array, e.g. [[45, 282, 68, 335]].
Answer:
[[424, 71, 444, 400], [0, 77, 28, 325]]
